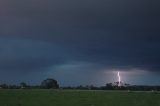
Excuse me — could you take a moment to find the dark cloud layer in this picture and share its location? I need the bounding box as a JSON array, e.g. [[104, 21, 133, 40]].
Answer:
[[0, 38, 76, 71], [0, 0, 160, 85]]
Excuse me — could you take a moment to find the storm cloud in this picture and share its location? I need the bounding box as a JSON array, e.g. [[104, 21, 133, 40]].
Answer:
[[0, 0, 160, 85]]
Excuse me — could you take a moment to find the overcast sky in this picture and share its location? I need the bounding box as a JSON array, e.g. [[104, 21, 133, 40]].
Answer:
[[0, 0, 160, 86]]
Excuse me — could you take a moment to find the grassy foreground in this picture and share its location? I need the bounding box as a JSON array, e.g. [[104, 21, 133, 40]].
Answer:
[[0, 89, 160, 106]]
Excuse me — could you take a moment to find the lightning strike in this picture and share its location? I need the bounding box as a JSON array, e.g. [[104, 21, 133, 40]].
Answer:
[[118, 71, 121, 86]]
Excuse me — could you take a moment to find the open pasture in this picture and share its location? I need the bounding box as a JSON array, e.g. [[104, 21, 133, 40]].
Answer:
[[0, 90, 159, 106]]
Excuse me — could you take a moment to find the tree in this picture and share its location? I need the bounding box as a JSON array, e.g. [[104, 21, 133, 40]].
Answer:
[[106, 83, 114, 90], [20, 82, 27, 89], [0, 84, 8, 89], [41, 78, 59, 89]]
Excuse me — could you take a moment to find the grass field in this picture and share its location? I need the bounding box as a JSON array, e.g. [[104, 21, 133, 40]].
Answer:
[[0, 89, 160, 106]]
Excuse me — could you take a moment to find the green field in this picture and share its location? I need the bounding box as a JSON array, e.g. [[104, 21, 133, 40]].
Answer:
[[0, 90, 160, 106]]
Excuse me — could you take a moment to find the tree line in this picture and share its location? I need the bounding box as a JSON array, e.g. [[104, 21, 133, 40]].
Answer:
[[62, 82, 160, 91], [0, 78, 160, 91], [0, 78, 59, 89]]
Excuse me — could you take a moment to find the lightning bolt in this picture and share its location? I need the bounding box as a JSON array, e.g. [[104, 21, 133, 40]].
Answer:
[[118, 71, 121, 86]]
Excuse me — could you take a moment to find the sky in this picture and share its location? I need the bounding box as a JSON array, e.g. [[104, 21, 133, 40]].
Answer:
[[0, 0, 160, 86]]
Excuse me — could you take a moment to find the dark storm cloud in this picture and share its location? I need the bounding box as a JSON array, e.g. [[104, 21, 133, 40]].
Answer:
[[0, 0, 160, 85], [0, 38, 74, 72], [1, 0, 160, 38]]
